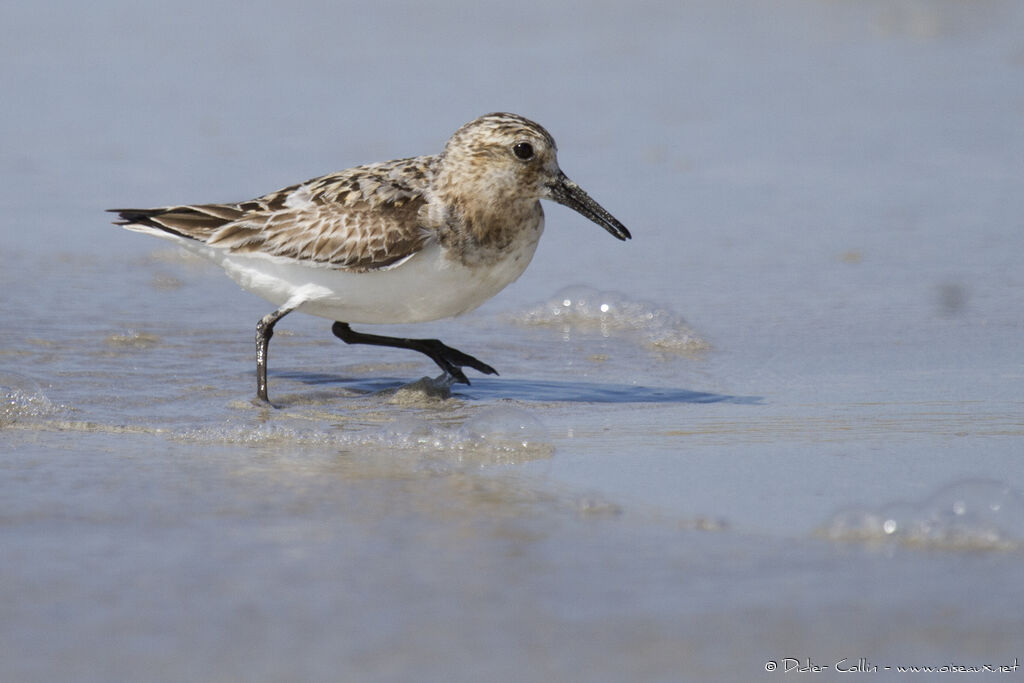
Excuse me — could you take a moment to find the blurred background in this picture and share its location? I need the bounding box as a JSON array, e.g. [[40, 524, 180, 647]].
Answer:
[[2, 1, 1023, 681]]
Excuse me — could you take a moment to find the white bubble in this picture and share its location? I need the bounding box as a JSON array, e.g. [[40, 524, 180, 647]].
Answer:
[[170, 407, 554, 464], [821, 479, 1024, 551], [0, 371, 56, 427], [458, 406, 549, 452], [508, 286, 710, 354]]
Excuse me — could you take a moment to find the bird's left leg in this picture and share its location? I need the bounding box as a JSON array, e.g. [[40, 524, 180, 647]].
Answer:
[[255, 302, 300, 402]]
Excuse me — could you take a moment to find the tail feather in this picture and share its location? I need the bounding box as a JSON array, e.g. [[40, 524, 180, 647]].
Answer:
[[108, 205, 244, 242]]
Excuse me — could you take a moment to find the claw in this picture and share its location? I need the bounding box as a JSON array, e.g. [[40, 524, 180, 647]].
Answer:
[[444, 364, 471, 385]]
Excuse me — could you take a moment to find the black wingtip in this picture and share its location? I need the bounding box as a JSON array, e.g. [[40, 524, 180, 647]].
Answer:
[[107, 208, 156, 226], [106, 207, 199, 242]]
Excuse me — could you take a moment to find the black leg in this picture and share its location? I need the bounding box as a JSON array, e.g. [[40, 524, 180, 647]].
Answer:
[[331, 322, 498, 385], [255, 304, 297, 402]]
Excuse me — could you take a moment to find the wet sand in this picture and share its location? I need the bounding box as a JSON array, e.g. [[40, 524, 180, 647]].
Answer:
[[3, 1, 1023, 680]]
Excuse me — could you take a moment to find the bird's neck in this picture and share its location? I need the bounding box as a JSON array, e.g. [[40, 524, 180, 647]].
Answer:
[[430, 192, 543, 266]]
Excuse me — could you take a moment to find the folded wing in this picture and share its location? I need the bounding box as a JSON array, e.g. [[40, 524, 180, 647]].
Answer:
[[110, 157, 435, 271]]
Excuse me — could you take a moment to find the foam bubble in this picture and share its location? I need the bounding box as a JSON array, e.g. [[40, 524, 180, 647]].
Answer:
[[457, 407, 552, 455], [105, 330, 161, 349], [171, 407, 554, 463], [509, 286, 709, 354], [0, 372, 56, 427], [174, 423, 334, 446], [821, 479, 1024, 551], [378, 407, 553, 463]]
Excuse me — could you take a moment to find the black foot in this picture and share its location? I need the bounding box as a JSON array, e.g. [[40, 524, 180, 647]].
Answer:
[[415, 338, 498, 385], [331, 322, 498, 385]]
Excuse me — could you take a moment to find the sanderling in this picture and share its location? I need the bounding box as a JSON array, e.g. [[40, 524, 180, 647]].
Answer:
[[110, 112, 631, 402]]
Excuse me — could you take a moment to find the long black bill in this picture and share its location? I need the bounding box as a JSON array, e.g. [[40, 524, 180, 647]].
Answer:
[[547, 172, 632, 241]]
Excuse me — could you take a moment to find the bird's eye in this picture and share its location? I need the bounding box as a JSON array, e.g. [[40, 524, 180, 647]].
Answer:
[[512, 142, 534, 161]]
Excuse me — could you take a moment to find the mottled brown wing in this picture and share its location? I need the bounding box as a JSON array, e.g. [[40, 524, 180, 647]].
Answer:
[[207, 196, 429, 270], [111, 156, 436, 271]]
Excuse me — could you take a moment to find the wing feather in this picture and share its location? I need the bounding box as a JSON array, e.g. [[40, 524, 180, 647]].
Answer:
[[109, 156, 436, 271]]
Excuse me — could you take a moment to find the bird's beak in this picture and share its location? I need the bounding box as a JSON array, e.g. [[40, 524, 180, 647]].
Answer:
[[546, 172, 632, 241]]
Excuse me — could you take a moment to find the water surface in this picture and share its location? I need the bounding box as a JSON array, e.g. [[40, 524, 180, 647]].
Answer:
[[3, 1, 1023, 680]]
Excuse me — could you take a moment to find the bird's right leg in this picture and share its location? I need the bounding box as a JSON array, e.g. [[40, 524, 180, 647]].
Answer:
[[331, 322, 498, 385]]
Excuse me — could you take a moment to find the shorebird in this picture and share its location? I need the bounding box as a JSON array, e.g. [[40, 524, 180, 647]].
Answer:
[[110, 112, 631, 402]]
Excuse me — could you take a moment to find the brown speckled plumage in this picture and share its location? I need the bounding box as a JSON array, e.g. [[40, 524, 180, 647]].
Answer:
[[114, 156, 436, 271]]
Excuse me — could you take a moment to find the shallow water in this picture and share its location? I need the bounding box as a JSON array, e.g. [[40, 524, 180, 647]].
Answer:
[[3, 0, 1024, 680]]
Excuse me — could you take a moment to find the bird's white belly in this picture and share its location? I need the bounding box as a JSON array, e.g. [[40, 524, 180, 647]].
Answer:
[[210, 233, 542, 324]]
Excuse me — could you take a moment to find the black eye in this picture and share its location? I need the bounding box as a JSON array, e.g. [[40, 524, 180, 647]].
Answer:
[[512, 142, 534, 160]]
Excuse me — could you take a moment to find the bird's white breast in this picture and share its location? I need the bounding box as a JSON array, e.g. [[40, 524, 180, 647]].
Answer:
[[202, 219, 543, 325]]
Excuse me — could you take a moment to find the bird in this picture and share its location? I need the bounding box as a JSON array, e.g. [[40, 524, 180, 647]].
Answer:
[[110, 112, 631, 402]]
